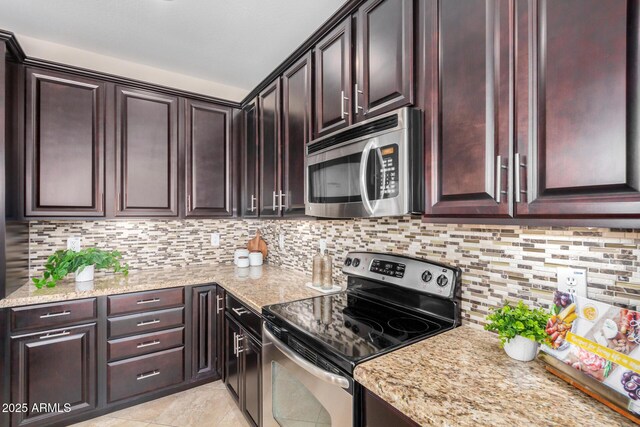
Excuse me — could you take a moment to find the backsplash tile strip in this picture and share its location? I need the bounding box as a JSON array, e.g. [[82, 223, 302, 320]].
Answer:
[[28, 217, 640, 328]]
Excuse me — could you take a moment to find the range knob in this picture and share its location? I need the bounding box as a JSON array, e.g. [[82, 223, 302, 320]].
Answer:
[[436, 274, 449, 287], [352, 258, 361, 267], [421, 271, 433, 283], [344, 257, 352, 266]]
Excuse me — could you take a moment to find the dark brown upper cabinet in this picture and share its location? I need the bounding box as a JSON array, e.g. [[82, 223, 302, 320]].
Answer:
[[25, 68, 105, 217], [282, 53, 313, 216], [355, 0, 414, 121], [241, 99, 259, 218], [514, 0, 640, 218], [115, 86, 179, 217], [314, 18, 352, 137], [184, 100, 233, 217], [258, 78, 282, 217], [424, 0, 512, 217]]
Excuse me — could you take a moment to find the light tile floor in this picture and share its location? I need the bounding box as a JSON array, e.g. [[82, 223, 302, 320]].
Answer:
[[71, 381, 249, 427]]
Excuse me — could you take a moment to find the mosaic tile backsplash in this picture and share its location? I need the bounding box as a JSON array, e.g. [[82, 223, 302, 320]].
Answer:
[[28, 217, 640, 328]]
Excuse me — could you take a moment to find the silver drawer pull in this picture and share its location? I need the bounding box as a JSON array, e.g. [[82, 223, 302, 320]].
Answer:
[[39, 310, 71, 319], [236, 335, 245, 354], [216, 295, 223, 314], [39, 330, 70, 339], [232, 307, 249, 316], [137, 370, 160, 380], [137, 319, 160, 327], [136, 298, 160, 305], [136, 340, 161, 349]]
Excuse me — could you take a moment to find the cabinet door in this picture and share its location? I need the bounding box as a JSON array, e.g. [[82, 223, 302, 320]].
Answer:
[[425, 0, 512, 217], [215, 286, 225, 378], [258, 79, 282, 217], [242, 100, 259, 217], [25, 68, 105, 217], [515, 0, 640, 217], [241, 334, 261, 427], [191, 285, 217, 381], [356, 0, 413, 121], [10, 323, 96, 427], [115, 86, 178, 217], [185, 100, 232, 217], [314, 18, 353, 137], [224, 314, 241, 402], [282, 53, 312, 217], [362, 388, 419, 427]]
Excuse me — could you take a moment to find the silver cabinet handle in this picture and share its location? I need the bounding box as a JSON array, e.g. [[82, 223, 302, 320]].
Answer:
[[216, 295, 223, 314], [137, 340, 160, 349], [272, 191, 277, 211], [236, 335, 245, 354], [137, 370, 160, 380], [232, 307, 249, 316], [136, 298, 160, 305], [40, 310, 71, 319], [355, 84, 364, 114], [250, 194, 257, 212], [515, 153, 527, 203], [137, 319, 160, 327], [278, 190, 285, 210], [495, 155, 508, 203], [340, 90, 349, 119], [233, 332, 238, 356], [264, 325, 350, 389], [39, 330, 70, 340], [187, 195, 192, 212]]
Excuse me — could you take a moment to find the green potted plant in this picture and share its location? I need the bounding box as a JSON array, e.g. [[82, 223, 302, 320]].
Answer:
[[484, 301, 550, 362], [32, 248, 129, 289]]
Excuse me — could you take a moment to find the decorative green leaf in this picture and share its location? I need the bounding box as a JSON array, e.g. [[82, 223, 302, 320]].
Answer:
[[484, 301, 550, 347]]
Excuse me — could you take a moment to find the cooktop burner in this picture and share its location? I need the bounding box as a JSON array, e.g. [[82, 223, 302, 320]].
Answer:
[[388, 317, 431, 333]]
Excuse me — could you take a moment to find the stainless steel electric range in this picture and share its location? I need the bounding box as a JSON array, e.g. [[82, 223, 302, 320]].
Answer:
[[261, 252, 462, 427]]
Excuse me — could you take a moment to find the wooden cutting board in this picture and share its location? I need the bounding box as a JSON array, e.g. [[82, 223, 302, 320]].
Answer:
[[247, 230, 268, 258]]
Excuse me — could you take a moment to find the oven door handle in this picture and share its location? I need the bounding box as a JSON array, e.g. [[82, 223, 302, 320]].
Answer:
[[263, 325, 350, 389], [359, 139, 376, 216]]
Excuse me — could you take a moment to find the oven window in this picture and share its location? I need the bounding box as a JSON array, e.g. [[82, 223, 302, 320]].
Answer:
[[271, 361, 331, 427], [308, 152, 362, 203]]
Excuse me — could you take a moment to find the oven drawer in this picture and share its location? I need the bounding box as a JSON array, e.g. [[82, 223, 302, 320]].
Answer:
[[107, 288, 184, 316], [108, 307, 184, 338], [107, 346, 184, 402], [10, 299, 97, 333], [226, 294, 261, 340], [107, 327, 184, 361]]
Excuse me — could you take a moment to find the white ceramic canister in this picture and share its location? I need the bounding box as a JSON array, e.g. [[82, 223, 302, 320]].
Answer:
[[237, 255, 250, 268], [249, 251, 263, 266], [234, 249, 249, 266]]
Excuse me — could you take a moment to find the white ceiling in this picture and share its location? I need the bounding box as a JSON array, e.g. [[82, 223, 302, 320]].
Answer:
[[0, 0, 346, 100]]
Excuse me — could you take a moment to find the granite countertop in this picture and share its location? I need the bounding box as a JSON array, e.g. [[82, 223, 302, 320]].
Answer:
[[0, 264, 328, 312], [354, 326, 635, 427]]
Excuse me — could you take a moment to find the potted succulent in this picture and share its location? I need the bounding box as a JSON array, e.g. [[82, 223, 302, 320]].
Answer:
[[32, 248, 129, 288], [484, 301, 551, 362]]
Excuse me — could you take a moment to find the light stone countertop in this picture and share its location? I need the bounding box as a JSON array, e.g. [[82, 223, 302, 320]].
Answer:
[[354, 325, 636, 427], [0, 264, 327, 312]]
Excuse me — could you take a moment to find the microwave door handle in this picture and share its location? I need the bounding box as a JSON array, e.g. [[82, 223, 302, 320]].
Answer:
[[359, 140, 376, 216], [263, 325, 350, 389]]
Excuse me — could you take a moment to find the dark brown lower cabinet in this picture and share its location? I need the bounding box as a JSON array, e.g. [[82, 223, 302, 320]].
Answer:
[[361, 387, 419, 427], [225, 314, 242, 402], [191, 285, 217, 381], [215, 286, 226, 379], [10, 323, 97, 427]]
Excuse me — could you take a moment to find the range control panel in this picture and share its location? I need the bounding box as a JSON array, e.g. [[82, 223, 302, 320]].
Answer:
[[342, 252, 459, 299]]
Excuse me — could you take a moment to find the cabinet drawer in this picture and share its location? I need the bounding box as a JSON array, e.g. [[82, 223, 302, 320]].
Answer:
[[107, 346, 184, 402], [10, 299, 97, 333], [108, 307, 184, 338], [108, 327, 184, 361], [226, 294, 261, 340], [108, 288, 184, 316]]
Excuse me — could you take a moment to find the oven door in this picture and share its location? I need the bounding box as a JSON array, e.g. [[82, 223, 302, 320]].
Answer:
[[262, 324, 353, 427], [305, 128, 410, 218]]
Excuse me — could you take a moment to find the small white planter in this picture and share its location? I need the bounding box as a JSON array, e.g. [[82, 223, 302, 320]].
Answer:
[[75, 265, 95, 282], [503, 335, 540, 362]]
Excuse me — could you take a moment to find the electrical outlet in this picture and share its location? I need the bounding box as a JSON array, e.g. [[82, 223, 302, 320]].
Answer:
[[67, 237, 81, 252], [557, 266, 587, 297], [211, 233, 220, 247], [278, 233, 285, 251]]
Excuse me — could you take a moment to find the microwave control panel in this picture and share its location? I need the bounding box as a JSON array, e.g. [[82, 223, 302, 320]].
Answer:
[[372, 144, 399, 199]]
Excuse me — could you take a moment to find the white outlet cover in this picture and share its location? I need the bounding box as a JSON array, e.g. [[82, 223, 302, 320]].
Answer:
[[67, 237, 81, 252], [211, 233, 220, 247], [557, 266, 588, 297]]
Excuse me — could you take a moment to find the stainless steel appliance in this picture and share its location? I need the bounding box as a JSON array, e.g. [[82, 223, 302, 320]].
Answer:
[[262, 252, 461, 426], [305, 108, 423, 218]]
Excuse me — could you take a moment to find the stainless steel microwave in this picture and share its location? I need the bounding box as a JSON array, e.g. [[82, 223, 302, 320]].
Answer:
[[305, 107, 423, 218]]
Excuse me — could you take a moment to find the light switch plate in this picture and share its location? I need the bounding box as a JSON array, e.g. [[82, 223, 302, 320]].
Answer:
[[211, 233, 220, 247], [278, 233, 285, 251], [67, 237, 81, 252], [557, 266, 587, 297]]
